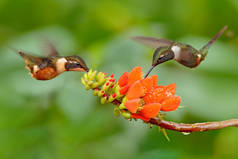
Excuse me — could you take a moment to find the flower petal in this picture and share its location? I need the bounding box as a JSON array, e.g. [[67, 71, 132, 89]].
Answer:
[[124, 98, 141, 113], [161, 96, 181, 111], [118, 72, 129, 87], [128, 67, 143, 85], [140, 103, 161, 119], [165, 83, 176, 95], [141, 76, 153, 91], [131, 114, 150, 121], [151, 75, 158, 87], [126, 81, 145, 99], [119, 85, 130, 95], [143, 86, 165, 104]]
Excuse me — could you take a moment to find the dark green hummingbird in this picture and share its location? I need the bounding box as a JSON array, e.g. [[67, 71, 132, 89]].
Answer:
[[132, 26, 228, 77]]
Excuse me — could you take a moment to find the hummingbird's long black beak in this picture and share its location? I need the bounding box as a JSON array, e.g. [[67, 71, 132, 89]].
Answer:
[[145, 51, 174, 78], [144, 59, 165, 78], [144, 66, 155, 78]]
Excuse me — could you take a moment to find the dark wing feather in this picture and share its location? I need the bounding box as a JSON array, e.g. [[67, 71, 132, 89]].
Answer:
[[44, 41, 59, 57], [132, 36, 174, 48]]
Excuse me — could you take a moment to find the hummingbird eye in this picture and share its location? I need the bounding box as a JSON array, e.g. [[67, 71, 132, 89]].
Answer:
[[76, 63, 82, 66], [158, 54, 164, 60]]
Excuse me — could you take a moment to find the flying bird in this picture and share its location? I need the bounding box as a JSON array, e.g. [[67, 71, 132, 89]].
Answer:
[[132, 26, 228, 77], [12, 43, 89, 80]]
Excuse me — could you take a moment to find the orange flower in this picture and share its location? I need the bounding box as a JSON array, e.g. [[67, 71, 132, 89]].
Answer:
[[119, 67, 181, 121], [118, 67, 143, 95]]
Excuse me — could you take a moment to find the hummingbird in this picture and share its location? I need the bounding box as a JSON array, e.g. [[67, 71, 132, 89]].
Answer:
[[13, 43, 89, 80], [132, 26, 228, 77]]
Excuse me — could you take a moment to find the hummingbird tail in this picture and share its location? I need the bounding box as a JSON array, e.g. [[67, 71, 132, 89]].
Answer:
[[200, 25, 228, 51], [8, 46, 25, 58], [198, 25, 228, 61], [17, 50, 25, 57]]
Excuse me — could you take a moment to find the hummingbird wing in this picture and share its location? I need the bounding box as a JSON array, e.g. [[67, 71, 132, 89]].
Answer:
[[132, 36, 174, 48], [44, 41, 59, 57]]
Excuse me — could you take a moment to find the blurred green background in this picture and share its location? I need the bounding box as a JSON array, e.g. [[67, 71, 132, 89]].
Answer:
[[0, 0, 238, 159]]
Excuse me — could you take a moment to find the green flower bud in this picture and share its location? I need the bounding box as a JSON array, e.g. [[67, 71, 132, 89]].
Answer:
[[122, 112, 131, 119], [100, 96, 107, 104], [113, 107, 121, 117], [87, 81, 93, 86], [98, 90, 105, 97], [91, 82, 100, 88], [93, 89, 99, 96], [108, 93, 117, 103], [88, 69, 93, 76], [122, 97, 127, 104], [110, 83, 117, 92], [102, 80, 115, 91], [81, 77, 87, 87], [119, 103, 126, 110], [83, 73, 88, 80], [114, 84, 120, 92], [115, 92, 123, 99], [96, 72, 103, 81], [85, 85, 91, 90], [98, 78, 106, 86], [89, 71, 97, 81]]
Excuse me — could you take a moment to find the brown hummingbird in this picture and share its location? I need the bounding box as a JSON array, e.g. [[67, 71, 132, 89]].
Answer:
[[13, 43, 89, 80], [132, 26, 228, 77]]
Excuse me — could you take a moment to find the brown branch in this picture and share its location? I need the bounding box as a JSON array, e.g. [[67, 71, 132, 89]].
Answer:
[[110, 99, 238, 132], [149, 118, 238, 133]]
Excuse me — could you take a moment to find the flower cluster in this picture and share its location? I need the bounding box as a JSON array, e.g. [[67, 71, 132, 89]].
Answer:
[[81, 69, 123, 104], [118, 67, 180, 121], [81, 67, 181, 122]]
